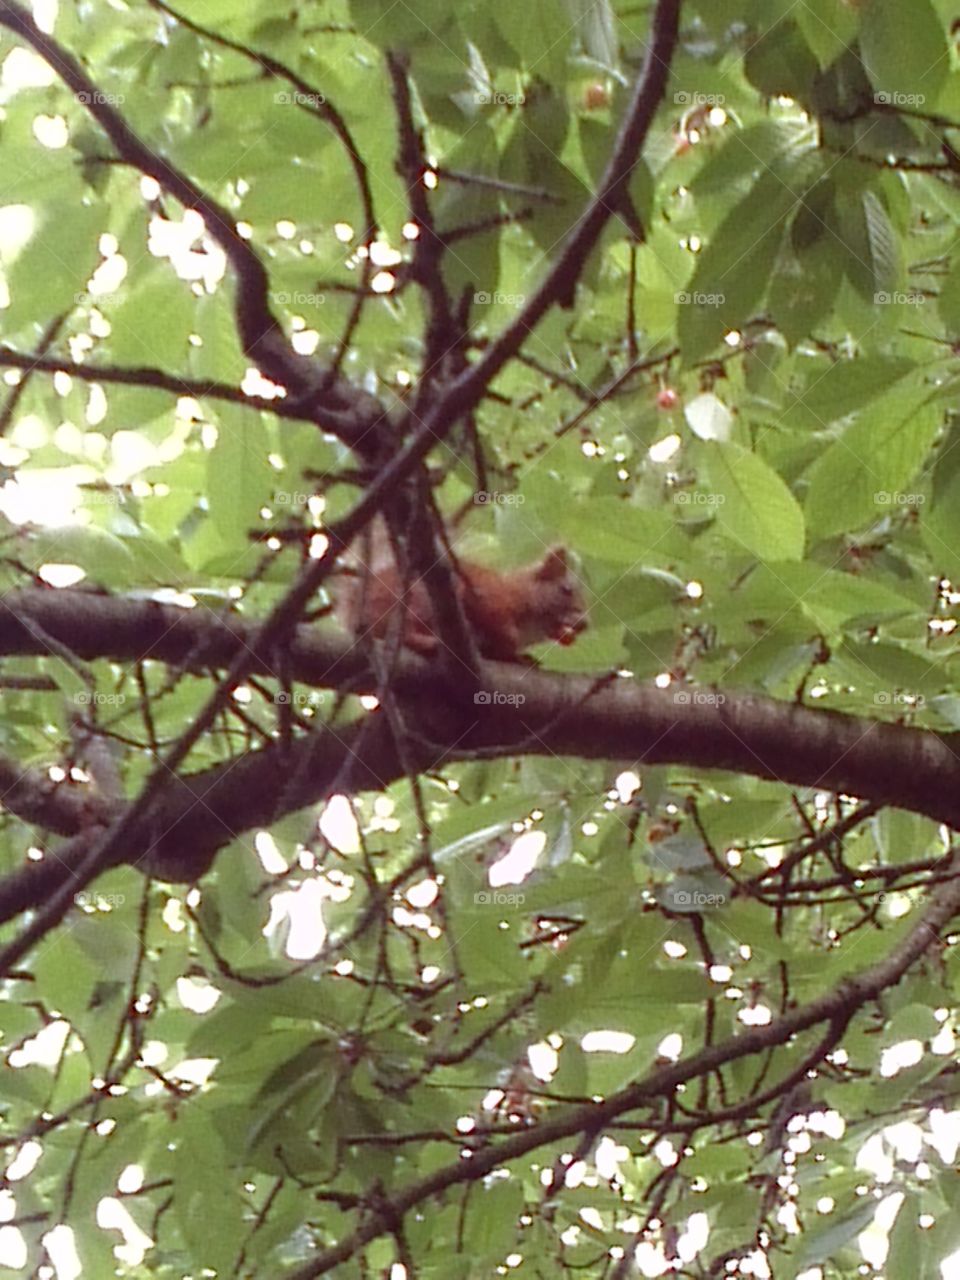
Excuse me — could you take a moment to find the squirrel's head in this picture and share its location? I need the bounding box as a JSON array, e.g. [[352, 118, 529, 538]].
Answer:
[[535, 546, 588, 646]]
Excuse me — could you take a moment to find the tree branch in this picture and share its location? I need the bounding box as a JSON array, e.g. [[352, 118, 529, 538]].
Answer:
[[0, 346, 310, 422], [3, 587, 960, 916]]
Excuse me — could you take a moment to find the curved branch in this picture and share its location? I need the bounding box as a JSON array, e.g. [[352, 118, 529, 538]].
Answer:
[[2, 588, 960, 917], [0, 748, 116, 834], [2, 586, 960, 825]]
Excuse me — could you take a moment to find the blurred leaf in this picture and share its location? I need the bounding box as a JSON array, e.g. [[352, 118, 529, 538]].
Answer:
[[698, 440, 805, 560], [206, 411, 274, 547], [804, 387, 940, 539], [860, 0, 949, 107]]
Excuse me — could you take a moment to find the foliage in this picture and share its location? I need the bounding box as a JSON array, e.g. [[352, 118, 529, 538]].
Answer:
[[0, 0, 958, 1277]]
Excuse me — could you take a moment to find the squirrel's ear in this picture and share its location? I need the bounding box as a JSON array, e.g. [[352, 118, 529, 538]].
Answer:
[[536, 546, 569, 579]]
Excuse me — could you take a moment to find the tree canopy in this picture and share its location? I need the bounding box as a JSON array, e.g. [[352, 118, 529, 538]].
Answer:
[[0, 0, 959, 1276]]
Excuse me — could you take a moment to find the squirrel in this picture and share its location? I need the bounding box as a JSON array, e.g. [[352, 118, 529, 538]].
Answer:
[[333, 526, 588, 661]]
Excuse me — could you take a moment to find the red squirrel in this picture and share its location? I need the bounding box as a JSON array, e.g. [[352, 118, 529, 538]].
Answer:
[[334, 529, 588, 661]]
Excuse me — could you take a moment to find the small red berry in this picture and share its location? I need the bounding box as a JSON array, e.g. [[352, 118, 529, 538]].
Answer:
[[582, 83, 610, 111]]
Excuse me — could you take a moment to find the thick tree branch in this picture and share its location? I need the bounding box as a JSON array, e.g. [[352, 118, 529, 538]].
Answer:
[[2, 587, 960, 919], [0, 748, 117, 835], [2, 587, 960, 825]]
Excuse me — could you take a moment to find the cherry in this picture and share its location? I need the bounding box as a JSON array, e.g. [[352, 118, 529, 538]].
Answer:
[[582, 82, 610, 111]]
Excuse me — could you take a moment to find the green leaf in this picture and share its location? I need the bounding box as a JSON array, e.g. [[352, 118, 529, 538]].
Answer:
[[738, 563, 918, 631], [768, 241, 842, 347], [781, 356, 916, 429], [5, 202, 103, 332], [246, 1041, 339, 1153], [678, 169, 800, 361], [790, 1196, 877, 1268], [190, 293, 248, 382], [883, 1003, 940, 1045], [105, 276, 196, 369], [174, 1111, 245, 1274], [206, 411, 274, 547], [743, 20, 819, 102], [860, 0, 949, 108], [463, 1177, 524, 1256], [886, 1194, 944, 1280], [32, 935, 98, 1023], [922, 417, 960, 579], [832, 185, 900, 301], [794, 0, 860, 66], [871, 810, 936, 861], [499, 130, 588, 256], [938, 256, 960, 333], [349, 0, 459, 50], [24, 525, 138, 587], [804, 387, 940, 539], [435, 123, 502, 298], [698, 441, 805, 560], [492, 0, 570, 79], [548, 497, 685, 563], [691, 121, 810, 199]]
